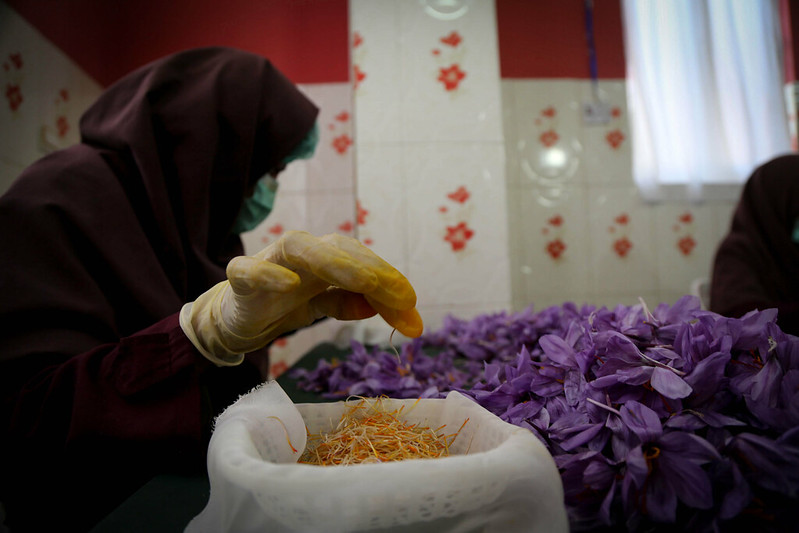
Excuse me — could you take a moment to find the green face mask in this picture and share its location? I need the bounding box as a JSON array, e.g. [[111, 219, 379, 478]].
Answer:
[[231, 175, 278, 234], [232, 122, 319, 234]]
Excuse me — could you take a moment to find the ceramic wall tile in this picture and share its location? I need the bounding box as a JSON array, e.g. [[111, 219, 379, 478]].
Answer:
[[579, 80, 633, 185], [416, 302, 519, 336], [402, 142, 511, 310], [350, 0, 402, 143], [514, 186, 591, 309], [240, 190, 308, 255], [305, 189, 357, 238], [355, 143, 408, 273], [397, 0, 503, 143], [591, 291, 662, 310], [271, 158, 308, 193], [0, 5, 51, 167], [302, 83, 355, 192], [0, 156, 25, 195], [512, 79, 585, 189], [0, 2, 102, 190], [653, 203, 718, 296], [587, 185, 659, 295], [501, 80, 520, 188], [709, 200, 738, 244]]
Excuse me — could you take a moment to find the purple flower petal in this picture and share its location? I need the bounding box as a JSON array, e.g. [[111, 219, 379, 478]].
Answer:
[[620, 400, 663, 443], [650, 366, 692, 399]]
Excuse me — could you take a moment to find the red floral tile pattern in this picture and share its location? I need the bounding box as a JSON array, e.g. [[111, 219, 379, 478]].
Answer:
[[609, 213, 633, 258], [5, 84, 22, 112], [437, 64, 466, 92], [535, 106, 561, 148], [3, 52, 24, 113], [542, 213, 567, 260], [613, 236, 633, 257], [604, 106, 626, 150], [352, 31, 366, 91], [328, 109, 353, 155], [445, 221, 474, 251], [440, 31, 463, 48], [356, 200, 369, 225], [439, 185, 474, 252], [546, 238, 566, 260], [432, 31, 467, 93], [673, 210, 697, 256], [447, 185, 470, 203]]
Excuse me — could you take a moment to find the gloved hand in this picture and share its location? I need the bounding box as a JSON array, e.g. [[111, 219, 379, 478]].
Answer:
[[180, 231, 423, 366]]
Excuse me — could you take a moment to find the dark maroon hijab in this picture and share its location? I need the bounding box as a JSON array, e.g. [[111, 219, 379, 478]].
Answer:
[[0, 48, 319, 531], [0, 47, 319, 362], [710, 154, 799, 335]]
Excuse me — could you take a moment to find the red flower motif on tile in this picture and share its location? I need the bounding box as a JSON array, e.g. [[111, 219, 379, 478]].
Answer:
[[546, 238, 566, 260], [357, 201, 369, 225], [338, 220, 354, 233], [611, 106, 621, 118], [432, 49, 441, 56], [437, 64, 466, 91], [679, 212, 693, 224], [440, 31, 462, 47], [269, 224, 283, 235], [9, 53, 22, 70], [332, 134, 353, 154], [364, 238, 374, 246], [5, 84, 22, 111], [445, 222, 474, 252], [613, 237, 633, 258], [542, 106, 556, 118], [335, 111, 350, 122], [447, 185, 470, 204], [539, 129, 559, 147], [59, 89, 69, 102], [614, 213, 629, 225], [353, 64, 366, 89], [606, 129, 625, 149], [353, 31, 363, 48], [439, 206, 448, 213], [548, 214, 563, 227], [677, 235, 696, 256], [269, 360, 289, 378], [56, 116, 69, 137]]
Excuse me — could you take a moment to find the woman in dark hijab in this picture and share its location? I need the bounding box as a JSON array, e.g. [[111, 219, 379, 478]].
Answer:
[[0, 47, 421, 531], [710, 154, 799, 335]]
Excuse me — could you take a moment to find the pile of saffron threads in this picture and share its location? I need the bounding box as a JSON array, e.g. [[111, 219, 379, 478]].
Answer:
[[299, 397, 469, 466]]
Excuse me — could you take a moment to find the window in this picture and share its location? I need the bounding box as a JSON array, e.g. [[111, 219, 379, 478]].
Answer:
[[622, 0, 791, 201]]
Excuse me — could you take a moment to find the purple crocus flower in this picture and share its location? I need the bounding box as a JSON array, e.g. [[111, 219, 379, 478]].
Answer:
[[290, 297, 799, 531], [622, 426, 720, 523]]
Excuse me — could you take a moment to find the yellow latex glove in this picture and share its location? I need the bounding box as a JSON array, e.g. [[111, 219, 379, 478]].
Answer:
[[180, 231, 423, 366]]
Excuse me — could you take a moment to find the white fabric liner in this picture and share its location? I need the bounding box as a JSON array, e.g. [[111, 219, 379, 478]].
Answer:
[[185, 381, 568, 533]]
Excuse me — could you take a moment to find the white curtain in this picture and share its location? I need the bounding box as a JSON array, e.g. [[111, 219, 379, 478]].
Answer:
[[622, 0, 792, 201]]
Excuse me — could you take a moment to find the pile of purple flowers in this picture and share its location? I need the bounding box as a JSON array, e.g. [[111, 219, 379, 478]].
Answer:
[[291, 296, 799, 531]]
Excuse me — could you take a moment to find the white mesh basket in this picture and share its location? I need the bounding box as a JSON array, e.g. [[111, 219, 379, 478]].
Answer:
[[185, 381, 568, 533]]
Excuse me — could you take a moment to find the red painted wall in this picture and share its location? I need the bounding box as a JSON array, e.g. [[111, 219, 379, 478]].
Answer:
[[495, 0, 626, 79], [781, 0, 799, 83], [5, 0, 350, 87], [11, 0, 625, 85]]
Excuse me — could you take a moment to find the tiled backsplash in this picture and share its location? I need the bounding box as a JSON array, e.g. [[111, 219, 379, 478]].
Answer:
[[1, 0, 743, 376], [0, 2, 103, 192], [504, 78, 739, 312]]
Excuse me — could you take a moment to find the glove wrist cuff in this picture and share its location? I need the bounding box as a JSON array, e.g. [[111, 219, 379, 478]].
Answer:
[[180, 283, 245, 367]]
